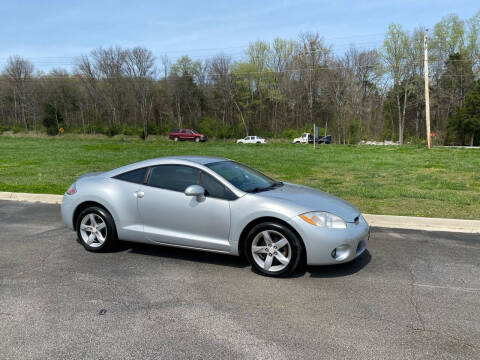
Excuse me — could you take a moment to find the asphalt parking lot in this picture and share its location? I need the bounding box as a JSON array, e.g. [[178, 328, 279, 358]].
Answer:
[[0, 200, 479, 359]]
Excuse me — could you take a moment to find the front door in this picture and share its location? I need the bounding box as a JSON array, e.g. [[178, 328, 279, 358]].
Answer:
[[137, 165, 231, 252]]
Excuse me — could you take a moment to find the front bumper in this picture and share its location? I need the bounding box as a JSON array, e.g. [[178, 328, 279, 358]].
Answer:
[[288, 215, 369, 265]]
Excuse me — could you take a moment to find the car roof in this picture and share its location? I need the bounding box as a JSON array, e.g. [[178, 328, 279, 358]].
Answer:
[[166, 155, 227, 165], [105, 156, 229, 177]]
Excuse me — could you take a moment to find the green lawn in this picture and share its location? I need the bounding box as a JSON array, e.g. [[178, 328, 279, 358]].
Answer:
[[1, 135, 479, 219]]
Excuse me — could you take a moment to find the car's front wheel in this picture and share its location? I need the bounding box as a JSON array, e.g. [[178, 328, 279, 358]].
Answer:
[[245, 222, 302, 277], [195, 137, 200, 142], [76, 206, 117, 252], [173, 136, 179, 141]]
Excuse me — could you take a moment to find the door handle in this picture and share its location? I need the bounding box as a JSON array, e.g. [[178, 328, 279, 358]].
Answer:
[[134, 191, 144, 198]]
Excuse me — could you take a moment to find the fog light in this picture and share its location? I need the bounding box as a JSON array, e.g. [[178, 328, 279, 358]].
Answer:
[[331, 244, 350, 261]]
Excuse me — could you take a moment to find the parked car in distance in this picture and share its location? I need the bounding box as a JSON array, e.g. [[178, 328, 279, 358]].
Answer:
[[61, 156, 369, 277], [317, 135, 332, 144], [169, 129, 207, 142], [236, 136, 267, 144], [292, 133, 332, 144]]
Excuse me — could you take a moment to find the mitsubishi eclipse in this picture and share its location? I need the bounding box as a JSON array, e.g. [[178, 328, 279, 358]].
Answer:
[[61, 156, 369, 277]]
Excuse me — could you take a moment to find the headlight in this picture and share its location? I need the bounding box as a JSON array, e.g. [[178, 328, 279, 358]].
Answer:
[[300, 211, 347, 229]]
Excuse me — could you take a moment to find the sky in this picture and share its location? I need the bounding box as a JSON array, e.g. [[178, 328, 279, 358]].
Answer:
[[0, 0, 478, 72]]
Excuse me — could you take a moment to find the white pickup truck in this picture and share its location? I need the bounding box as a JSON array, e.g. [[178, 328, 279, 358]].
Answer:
[[292, 133, 311, 144], [237, 136, 267, 144], [293, 133, 332, 144]]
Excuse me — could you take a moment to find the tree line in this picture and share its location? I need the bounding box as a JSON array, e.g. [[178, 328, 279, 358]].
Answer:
[[0, 12, 479, 145]]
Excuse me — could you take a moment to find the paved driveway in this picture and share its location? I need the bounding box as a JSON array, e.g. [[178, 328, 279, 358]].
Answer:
[[0, 200, 479, 359]]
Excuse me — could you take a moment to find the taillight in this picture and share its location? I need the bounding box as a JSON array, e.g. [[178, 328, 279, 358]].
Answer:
[[66, 183, 77, 195]]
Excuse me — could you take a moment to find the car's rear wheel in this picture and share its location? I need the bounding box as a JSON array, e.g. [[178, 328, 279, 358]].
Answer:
[[245, 222, 302, 277], [76, 206, 117, 252]]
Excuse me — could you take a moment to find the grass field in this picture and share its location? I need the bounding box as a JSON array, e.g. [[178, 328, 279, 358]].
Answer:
[[1, 135, 479, 219]]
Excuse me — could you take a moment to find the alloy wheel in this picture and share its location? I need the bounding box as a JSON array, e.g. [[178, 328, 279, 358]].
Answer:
[[79, 213, 107, 248], [251, 230, 292, 272]]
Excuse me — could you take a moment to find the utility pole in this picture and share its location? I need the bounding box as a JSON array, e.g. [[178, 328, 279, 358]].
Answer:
[[313, 124, 316, 149], [424, 30, 431, 149]]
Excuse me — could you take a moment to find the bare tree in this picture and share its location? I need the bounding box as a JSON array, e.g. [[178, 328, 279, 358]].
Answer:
[[209, 54, 233, 140], [125, 47, 156, 138], [4, 55, 34, 130]]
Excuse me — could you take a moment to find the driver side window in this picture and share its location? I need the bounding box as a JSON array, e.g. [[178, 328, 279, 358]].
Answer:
[[148, 165, 200, 192], [200, 172, 236, 200]]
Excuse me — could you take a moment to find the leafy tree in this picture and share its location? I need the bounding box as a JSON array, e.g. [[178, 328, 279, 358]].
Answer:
[[382, 23, 410, 144], [42, 103, 63, 135], [447, 81, 480, 145]]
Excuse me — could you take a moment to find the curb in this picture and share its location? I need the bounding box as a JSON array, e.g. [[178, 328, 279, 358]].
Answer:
[[0, 191, 63, 204], [362, 214, 480, 234], [0, 191, 479, 234]]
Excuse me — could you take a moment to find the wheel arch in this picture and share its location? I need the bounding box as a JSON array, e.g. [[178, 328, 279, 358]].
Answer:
[[237, 216, 306, 259], [72, 201, 114, 230]]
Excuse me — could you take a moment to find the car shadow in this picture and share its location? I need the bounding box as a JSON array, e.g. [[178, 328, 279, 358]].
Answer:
[[119, 241, 249, 269], [304, 250, 371, 278], [110, 241, 370, 276]]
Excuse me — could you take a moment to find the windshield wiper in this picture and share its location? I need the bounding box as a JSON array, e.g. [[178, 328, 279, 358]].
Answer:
[[248, 181, 283, 193]]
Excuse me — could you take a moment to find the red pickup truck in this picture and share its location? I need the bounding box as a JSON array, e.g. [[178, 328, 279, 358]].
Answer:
[[168, 129, 208, 142]]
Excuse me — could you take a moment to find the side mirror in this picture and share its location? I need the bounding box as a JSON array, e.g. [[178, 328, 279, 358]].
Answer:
[[184, 185, 205, 201]]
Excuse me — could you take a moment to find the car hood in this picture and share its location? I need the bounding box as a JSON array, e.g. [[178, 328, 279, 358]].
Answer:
[[256, 183, 360, 222]]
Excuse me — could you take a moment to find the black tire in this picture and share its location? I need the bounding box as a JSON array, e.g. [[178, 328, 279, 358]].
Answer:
[[76, 206, 117, 252], [195, 137, 200, 142], [244, 222, 302, 277], [173, 136, 179, 141]]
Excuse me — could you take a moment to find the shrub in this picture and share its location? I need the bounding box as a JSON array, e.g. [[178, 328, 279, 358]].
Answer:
[[347, 120, 361, 144], [198, 117, 215, 138], [406, 136, 426, 145], [122, 125, 134, 136], [280, 128, 298, 139], [105, 125, 120, 137], [12, 126, 22, 134], [262, 131, 274, 139]]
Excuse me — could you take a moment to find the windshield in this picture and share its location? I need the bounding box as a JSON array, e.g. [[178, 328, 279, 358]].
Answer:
[[206, 161, 282, 193], [192, 130, 199, 134]]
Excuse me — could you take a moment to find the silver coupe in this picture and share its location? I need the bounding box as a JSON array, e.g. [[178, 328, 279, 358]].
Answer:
[[61, 156, 369, 277]]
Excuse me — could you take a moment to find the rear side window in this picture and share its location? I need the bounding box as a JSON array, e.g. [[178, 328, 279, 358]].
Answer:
[[148, 165, 200, 192], [200, 172, 237, 200], [171, 129, 179, 133], [114, 167, 147, 184]]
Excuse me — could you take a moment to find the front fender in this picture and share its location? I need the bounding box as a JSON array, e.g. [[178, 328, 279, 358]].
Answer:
[[228, 195, 306, 255]]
